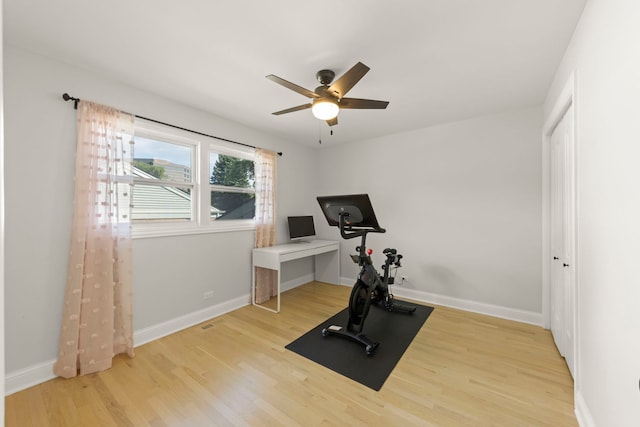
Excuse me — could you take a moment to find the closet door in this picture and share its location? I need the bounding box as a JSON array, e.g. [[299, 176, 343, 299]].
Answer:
[[549, 104, 575, 377]]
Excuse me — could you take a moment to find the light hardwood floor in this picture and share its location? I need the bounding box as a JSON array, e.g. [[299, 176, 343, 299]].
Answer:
[[5, 282, 577, 426]]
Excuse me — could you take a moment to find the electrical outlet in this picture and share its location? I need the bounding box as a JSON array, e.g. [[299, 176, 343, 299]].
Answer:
[[203, 290, 214, 300]]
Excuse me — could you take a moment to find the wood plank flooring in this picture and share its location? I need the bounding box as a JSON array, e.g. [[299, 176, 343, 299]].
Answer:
[[5, 282, 577, 426]]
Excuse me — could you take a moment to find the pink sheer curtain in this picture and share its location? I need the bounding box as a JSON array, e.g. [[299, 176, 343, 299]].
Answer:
[[254, 148, 278, 303], [53, 101, 135, 378]]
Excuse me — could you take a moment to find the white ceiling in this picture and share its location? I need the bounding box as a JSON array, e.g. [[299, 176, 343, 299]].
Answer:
[[4, 0, 586, 147]]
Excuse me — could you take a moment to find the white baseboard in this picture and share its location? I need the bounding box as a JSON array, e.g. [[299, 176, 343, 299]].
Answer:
[[574, 390, 595, 427], [339, 276, 542, 326], [5, 293, 250, 396], [134, 293, 250, 347], [4, 359, 57, 396]]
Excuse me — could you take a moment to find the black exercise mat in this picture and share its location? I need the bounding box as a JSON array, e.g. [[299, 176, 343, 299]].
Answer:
[[285, 302, 434, 391]]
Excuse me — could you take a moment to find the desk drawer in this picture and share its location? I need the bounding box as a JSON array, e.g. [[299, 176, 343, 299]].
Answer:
[[280, 247, 318, 262], [279, 243, 339, 263]]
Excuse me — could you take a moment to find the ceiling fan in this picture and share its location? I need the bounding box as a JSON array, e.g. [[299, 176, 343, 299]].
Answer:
[[266, 61, 389, 127]]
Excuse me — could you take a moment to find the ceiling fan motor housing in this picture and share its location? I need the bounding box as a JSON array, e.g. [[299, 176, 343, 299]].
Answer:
[[314, 85, 335, 99], [316, 69, 335, 85]]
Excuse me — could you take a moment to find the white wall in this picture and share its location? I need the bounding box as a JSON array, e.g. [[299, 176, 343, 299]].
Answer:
[[3, 45, 319, 389], [544, 1, 640, 425], [315, 107, 543, 319]]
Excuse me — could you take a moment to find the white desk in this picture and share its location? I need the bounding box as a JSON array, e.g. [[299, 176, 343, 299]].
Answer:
[[252, 240, 340, 313]]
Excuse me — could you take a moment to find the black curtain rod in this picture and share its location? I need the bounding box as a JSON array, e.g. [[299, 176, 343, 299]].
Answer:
[[62, 93, 282, 156]]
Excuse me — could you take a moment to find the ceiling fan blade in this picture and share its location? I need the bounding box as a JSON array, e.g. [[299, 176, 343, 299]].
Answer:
[[326, 117, 338, 127], [339, 98, 389, 109], [266, 74, 319, 99], [272, 103, 312, 115], [327, 62, 370, 98]]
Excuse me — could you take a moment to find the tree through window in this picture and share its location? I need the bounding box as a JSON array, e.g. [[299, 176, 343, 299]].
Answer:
[[209, 153, 255, 220]]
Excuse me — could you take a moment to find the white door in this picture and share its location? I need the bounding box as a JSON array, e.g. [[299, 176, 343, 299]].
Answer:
[[549, 104, 575, 377], [550, 110, 566, 357]]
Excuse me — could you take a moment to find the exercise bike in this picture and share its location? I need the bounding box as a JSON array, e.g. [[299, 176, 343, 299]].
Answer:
[[317, 194, 416, 355]]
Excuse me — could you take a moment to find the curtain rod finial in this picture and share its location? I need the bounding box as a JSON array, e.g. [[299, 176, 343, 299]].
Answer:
[[62, 93, 79, 109]]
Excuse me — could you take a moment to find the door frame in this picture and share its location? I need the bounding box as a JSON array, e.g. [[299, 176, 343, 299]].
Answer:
[[542, 72, 578, 378]]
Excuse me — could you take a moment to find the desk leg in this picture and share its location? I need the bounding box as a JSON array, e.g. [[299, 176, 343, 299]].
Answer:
[[252, 266, 281, 314], [276, 269, 281, 313], [252, 263, 256, 306]]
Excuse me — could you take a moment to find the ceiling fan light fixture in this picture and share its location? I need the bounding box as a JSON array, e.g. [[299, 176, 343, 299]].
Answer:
[[311, 99, 339, 120]]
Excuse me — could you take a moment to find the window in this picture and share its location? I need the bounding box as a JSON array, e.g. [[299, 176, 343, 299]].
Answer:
[[132, 120, 256, 238], [209, 152, 255, 220]]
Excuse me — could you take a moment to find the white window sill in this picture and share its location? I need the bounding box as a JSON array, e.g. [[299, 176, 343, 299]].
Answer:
[[132, 220, 255, 239]]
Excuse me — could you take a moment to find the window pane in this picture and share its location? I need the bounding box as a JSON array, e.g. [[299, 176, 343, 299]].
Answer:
[[209, 153, 254, 188], [132, 183, 193, 222], [132, 135, 194, 223], [135, 137, 193, 183], [210, 191, 255, 220]]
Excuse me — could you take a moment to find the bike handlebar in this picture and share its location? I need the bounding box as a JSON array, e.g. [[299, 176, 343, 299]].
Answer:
[[339, 213, 386, 239]]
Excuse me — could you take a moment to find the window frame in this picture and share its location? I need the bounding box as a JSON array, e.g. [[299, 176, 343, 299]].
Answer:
[[132, 119, 256, 239]]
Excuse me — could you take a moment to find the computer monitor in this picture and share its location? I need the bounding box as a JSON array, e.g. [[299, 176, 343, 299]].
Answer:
[[287, 215, 316, 241]]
